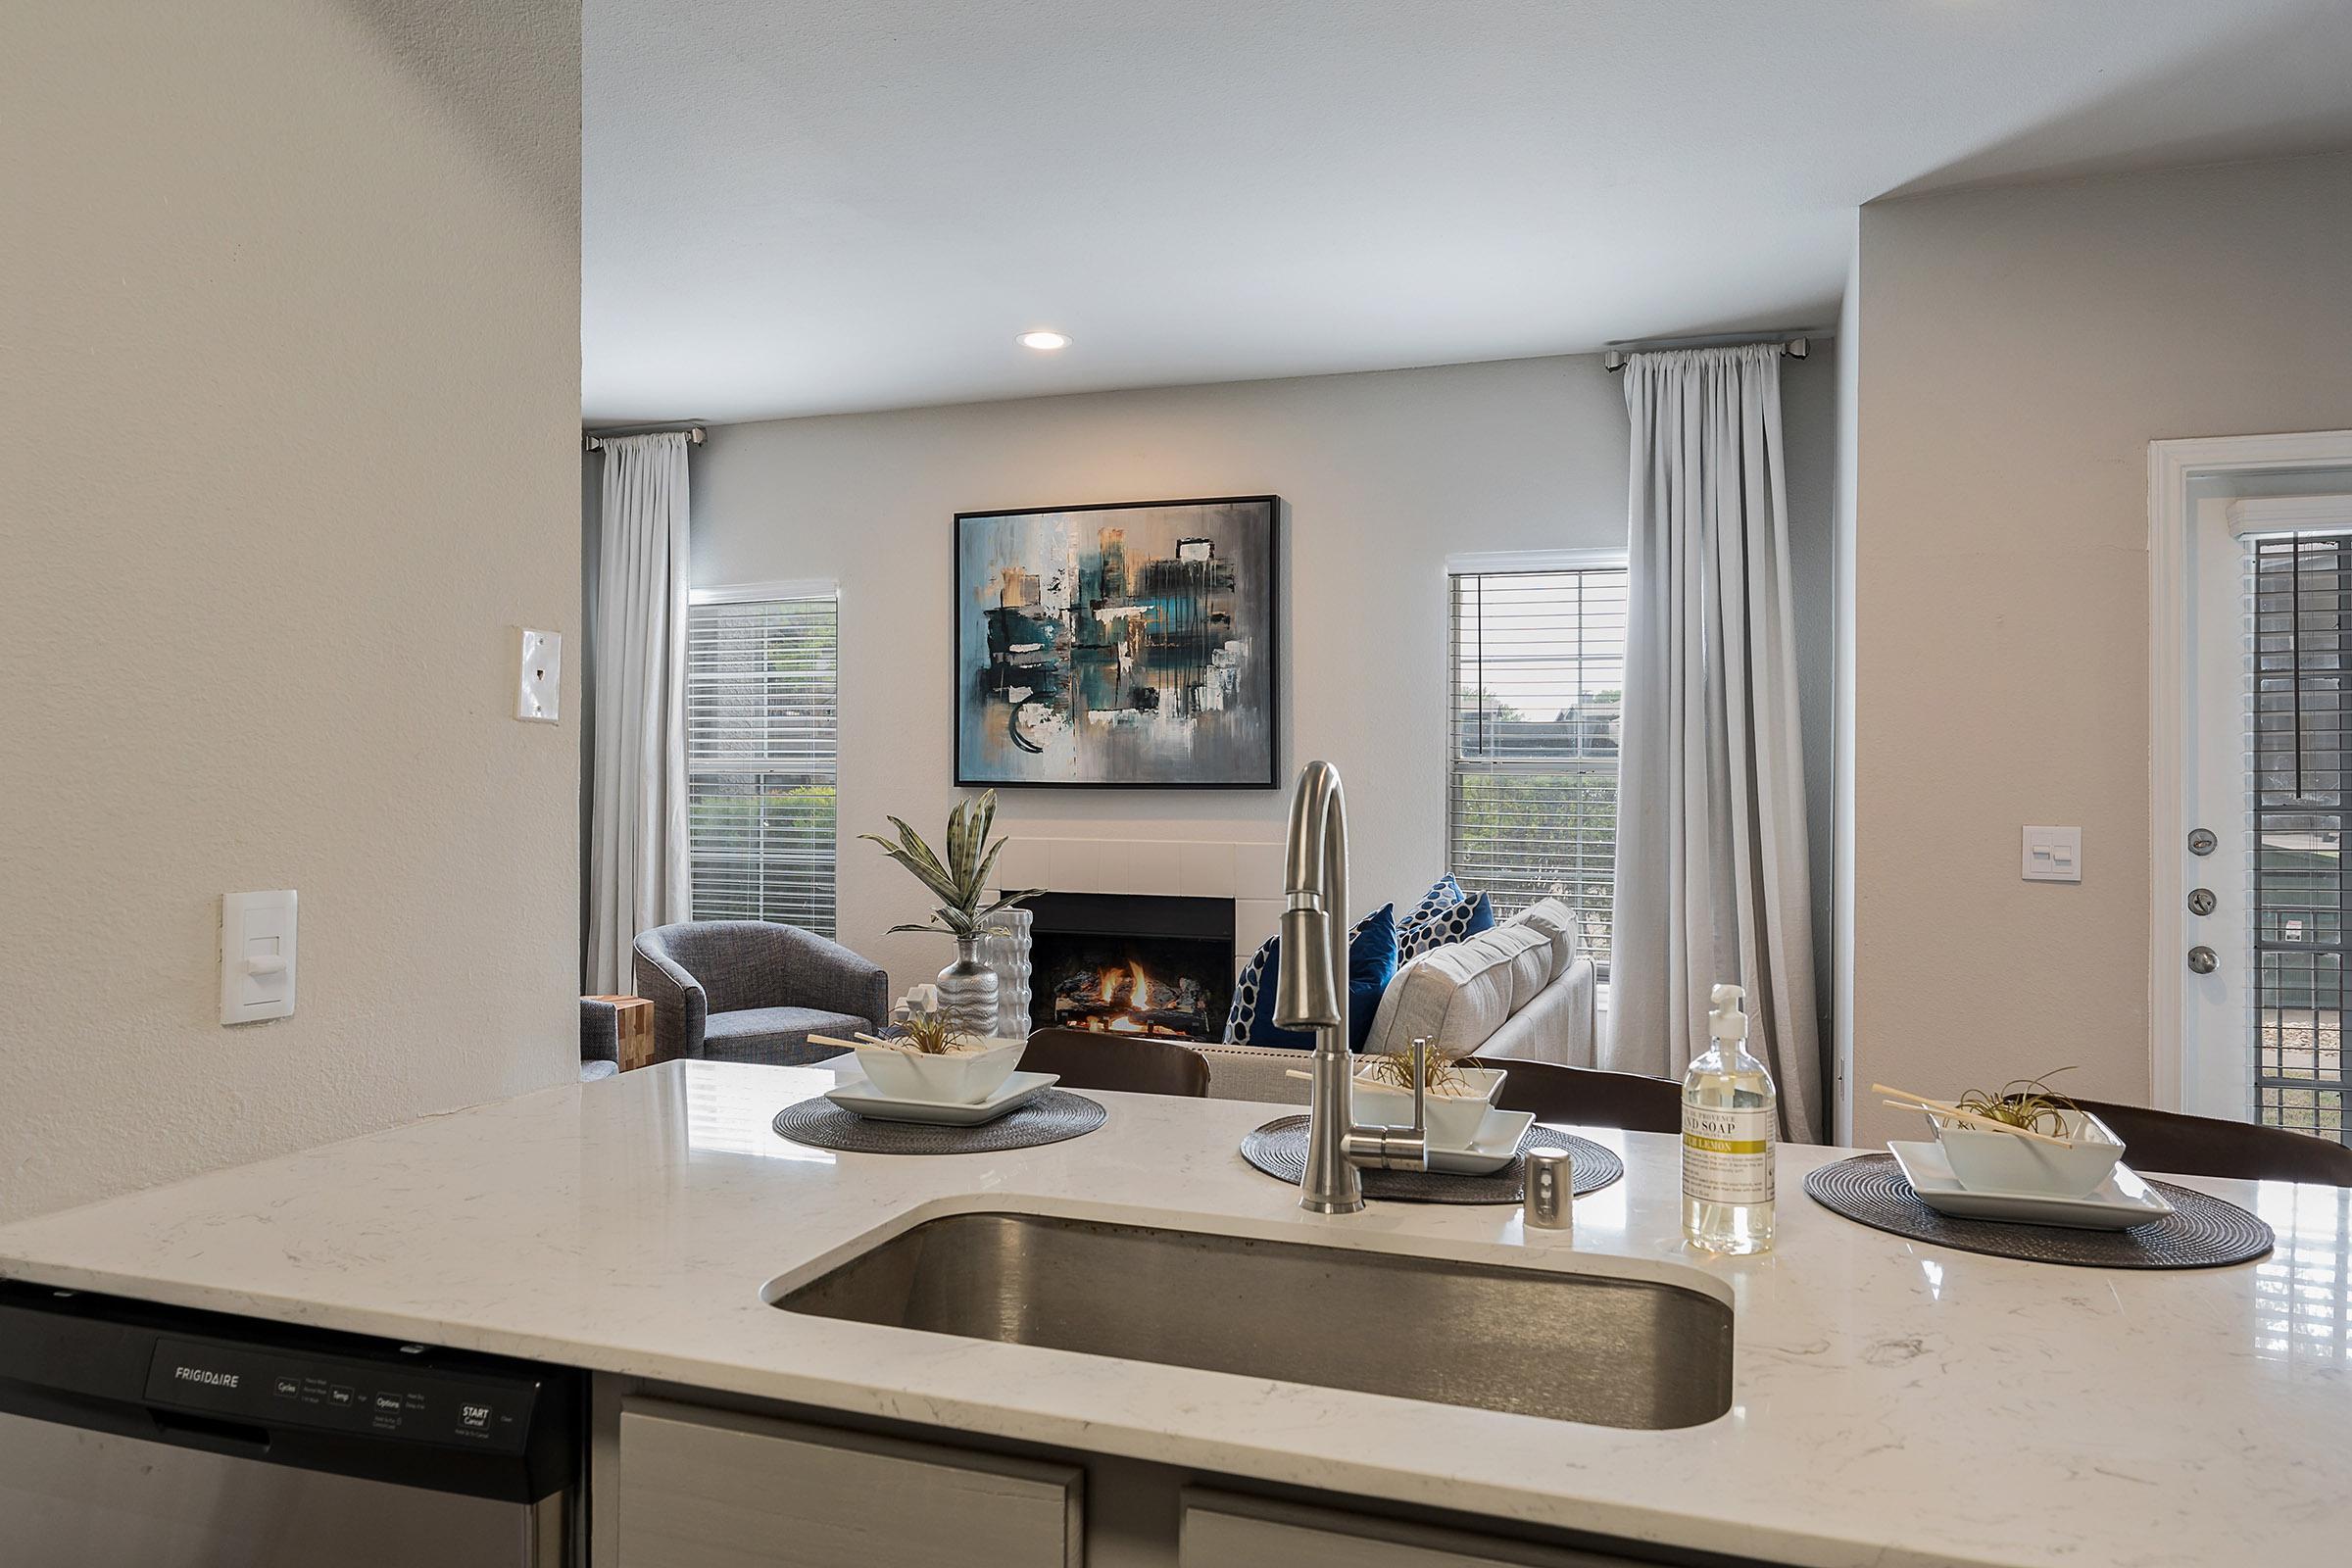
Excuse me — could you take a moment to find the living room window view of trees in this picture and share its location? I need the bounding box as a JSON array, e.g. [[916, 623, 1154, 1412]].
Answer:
[[684, 589, 841, 936], [1447, 564, 1629, 978]]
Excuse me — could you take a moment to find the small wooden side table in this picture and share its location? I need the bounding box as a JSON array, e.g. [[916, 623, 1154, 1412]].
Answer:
[[588, 994, 656, 1071]]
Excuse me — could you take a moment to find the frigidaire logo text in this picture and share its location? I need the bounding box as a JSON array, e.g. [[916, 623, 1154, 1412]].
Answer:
[[173, 1365, 238, 1389]]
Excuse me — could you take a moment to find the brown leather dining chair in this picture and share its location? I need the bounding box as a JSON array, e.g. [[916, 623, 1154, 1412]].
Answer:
[[1467, 1055, 1684, 1135], [2051, 1098, 2352, 1188], [1019, 1027, 1212, 1099]]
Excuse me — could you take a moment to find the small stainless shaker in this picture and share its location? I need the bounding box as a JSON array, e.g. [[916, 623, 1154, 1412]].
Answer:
[[1524, 1146, 1574, 1232]]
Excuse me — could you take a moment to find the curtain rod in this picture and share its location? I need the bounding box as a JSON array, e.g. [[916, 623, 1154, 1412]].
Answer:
[[1601, 333, 1813, 372], [582, 424, 707, 452]]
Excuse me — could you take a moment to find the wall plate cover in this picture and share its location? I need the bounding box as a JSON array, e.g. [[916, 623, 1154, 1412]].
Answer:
[[2022, 826, 2082, 883], [516, 627, 562, 722], [221, 890, 297, 1024]]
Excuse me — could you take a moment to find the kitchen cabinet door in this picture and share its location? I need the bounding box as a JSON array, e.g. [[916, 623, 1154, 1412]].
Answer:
[[617, 1397, 1081, 1568]]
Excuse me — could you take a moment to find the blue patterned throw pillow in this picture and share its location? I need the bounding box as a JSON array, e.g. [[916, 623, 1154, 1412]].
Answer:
[[1224, 904, 1397, 1051], [1397, 875, 1495, 960]]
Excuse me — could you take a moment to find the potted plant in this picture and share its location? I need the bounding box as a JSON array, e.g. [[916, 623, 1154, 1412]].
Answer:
[[861, 791, 1041, 1035]]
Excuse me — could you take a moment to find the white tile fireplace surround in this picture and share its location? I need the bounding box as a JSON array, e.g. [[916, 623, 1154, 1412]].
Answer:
[[990, 837, 1285, 977]]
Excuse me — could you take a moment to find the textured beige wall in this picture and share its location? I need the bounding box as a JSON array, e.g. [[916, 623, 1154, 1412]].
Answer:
[[1849, 152, 2352, 1149], [0, 1, 582, 1221]]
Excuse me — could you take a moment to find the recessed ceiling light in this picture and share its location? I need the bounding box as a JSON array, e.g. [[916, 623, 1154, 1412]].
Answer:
[[1017, 330, 1071, 352]]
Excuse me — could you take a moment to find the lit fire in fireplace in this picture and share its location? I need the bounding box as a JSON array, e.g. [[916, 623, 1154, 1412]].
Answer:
[[1054, 958, 1210, 1036]]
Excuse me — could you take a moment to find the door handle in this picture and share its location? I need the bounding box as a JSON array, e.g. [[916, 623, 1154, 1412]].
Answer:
[[2186, 946, 2219, 975]]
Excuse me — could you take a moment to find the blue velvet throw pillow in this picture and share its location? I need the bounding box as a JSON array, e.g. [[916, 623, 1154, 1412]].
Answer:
[[1397, 875, 1496, 960], [1224, 903, 1398, 1052]]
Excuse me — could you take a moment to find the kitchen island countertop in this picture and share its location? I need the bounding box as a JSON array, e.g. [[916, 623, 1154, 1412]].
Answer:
[[1, 1060, 2344, 1568]]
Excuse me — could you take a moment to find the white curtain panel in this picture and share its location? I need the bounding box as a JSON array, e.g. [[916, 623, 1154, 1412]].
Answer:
[[1606, 345, 1822, 1141], [586, 432, 693, 995]]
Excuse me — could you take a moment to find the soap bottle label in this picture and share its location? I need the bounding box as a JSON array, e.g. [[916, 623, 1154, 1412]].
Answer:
[[1682, 1105, 1776, 1205]]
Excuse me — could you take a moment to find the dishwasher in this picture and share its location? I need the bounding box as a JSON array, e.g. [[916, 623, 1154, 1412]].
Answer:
[[0, 1280, 582, 1567]]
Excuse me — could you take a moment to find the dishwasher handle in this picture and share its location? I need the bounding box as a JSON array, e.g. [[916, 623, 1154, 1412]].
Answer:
[[149, 1407, 274, 1459]]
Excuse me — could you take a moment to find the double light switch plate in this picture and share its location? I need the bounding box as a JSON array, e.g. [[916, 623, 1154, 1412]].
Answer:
[[2022, 826, 2082, 883]]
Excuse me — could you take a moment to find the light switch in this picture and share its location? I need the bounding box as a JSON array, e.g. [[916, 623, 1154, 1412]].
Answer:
[[515, 628, 562, 723], [221, 890, 297, 1024], [2022, 826, 2082, 884]]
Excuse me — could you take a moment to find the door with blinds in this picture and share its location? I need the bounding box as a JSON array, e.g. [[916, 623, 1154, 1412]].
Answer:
[[683, 588, 840, 936], [2182, 486, 2352, 1145]]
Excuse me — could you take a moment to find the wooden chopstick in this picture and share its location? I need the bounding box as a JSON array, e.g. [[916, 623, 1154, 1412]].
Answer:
[[1872, 1083, 2080, 1149]]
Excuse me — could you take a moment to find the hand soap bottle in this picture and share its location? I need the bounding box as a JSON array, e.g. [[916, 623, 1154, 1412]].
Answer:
[[1682, 983, 1776, 1254]]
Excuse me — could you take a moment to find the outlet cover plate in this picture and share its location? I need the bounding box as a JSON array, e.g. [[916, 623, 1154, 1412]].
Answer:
[[516, 628, 562, 723]]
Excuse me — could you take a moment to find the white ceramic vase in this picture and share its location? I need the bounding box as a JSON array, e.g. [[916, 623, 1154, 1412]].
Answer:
[[977, 907, 1034, 1038]]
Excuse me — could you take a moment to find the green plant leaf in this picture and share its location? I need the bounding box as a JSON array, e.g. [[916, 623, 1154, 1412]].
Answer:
[[886, 816, 956, 887], [978, 887, 1045, 916], [967, 839, 1005, 901], [970, 791, 998, 870], [947, 797, 975, 887], [860, 826, 962, 905]]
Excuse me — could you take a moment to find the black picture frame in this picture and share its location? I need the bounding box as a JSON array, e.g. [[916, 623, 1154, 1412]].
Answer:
[[953, 494, 1281, 789]]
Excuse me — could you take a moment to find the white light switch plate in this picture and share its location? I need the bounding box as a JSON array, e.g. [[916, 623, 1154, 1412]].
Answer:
[[221, 890, 297, 1024], [2022, 826, 2082, 883], [516, 628, 562, 722]]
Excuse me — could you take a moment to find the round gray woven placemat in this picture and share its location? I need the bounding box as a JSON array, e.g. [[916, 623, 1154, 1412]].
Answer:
[[1804, 1153, 2273, 1269], [1239, 1116, 1623, 1205], [772, 1091, 1106, 1154]]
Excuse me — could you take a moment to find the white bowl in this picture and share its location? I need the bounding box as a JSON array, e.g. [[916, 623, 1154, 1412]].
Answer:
[[1352, 1065, 1506, 1151], [1926, 1106, 2124, 1198], [848, 1036, 1028, 1105]]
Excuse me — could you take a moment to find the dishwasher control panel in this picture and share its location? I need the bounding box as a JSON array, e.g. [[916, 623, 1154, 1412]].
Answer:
[[146, 1336, 538, 1454]]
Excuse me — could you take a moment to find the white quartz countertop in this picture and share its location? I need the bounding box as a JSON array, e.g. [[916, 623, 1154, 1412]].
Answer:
[[2, 1061, 2346, 1567]]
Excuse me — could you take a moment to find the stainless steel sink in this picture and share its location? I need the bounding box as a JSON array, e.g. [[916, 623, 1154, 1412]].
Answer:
[[772, 1212, 1732, 1430]]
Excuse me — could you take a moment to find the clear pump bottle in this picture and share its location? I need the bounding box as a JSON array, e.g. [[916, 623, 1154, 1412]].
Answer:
[[1681, 983, 1777, 1254]]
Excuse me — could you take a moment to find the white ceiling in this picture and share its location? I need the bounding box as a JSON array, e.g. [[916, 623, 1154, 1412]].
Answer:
[[584, 0, 2352, 423]]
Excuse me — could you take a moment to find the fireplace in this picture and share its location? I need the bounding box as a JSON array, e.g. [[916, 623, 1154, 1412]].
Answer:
[[1026, 892, 1236, 1041]]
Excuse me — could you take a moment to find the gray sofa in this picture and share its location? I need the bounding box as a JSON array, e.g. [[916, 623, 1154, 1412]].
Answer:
[[631, 921, 890, 1067], [1199, 897, 1598, 1103]]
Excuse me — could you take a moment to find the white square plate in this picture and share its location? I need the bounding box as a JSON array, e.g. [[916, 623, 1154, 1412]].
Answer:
[[1887, 1140, 2174, 1231], [824, 1070, 1059, 1126], [1426, 1108, 1537, 1176]]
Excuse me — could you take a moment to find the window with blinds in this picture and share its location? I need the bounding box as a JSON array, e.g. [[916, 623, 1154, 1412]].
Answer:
[[2250, 534, 2349, 1145], [1447, 563, 1628, 976], [685, 591, 839, 936]]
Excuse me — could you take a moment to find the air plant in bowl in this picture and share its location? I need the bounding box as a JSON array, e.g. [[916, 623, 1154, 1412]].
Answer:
[[860, 790, 1042, 1036], [1919, 1069, 2125, 1198], [1352, 1041, 1506, 1150], [834, 1003, 1029, 1105]]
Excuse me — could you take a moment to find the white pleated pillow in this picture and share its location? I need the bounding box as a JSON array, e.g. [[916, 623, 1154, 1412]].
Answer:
[[1362, 921, 1557, 1059]]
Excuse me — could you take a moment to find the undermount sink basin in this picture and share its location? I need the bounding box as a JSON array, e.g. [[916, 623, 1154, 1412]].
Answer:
[[772, 1212, 1733, 1431]]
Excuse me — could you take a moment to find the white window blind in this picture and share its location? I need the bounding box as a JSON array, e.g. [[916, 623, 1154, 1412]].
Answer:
[[685, 591, 839, 935], [1447, 564, 1628, 975]]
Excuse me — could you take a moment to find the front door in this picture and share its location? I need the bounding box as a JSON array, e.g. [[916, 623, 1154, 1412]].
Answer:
[[2179, 469, 2352, 1146]]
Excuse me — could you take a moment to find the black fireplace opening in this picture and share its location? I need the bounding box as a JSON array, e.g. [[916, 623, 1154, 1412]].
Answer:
[[1027, 892, 1236, 1042]]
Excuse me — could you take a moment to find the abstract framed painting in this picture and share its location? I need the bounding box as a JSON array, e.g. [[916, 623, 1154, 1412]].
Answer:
[[954, 495, 1280, 788]]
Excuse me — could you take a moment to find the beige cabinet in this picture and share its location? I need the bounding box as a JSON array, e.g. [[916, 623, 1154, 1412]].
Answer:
[[1180, 1489, 1652, 1568], [615, 1397, 1082, 1568]]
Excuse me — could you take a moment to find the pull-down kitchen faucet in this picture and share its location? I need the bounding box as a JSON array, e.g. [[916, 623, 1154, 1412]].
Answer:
[[1273, 760, 1429, 1214]]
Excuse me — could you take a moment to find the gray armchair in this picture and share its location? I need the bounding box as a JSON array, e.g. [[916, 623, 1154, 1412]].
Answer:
[[632, 921, 890, 1067]]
